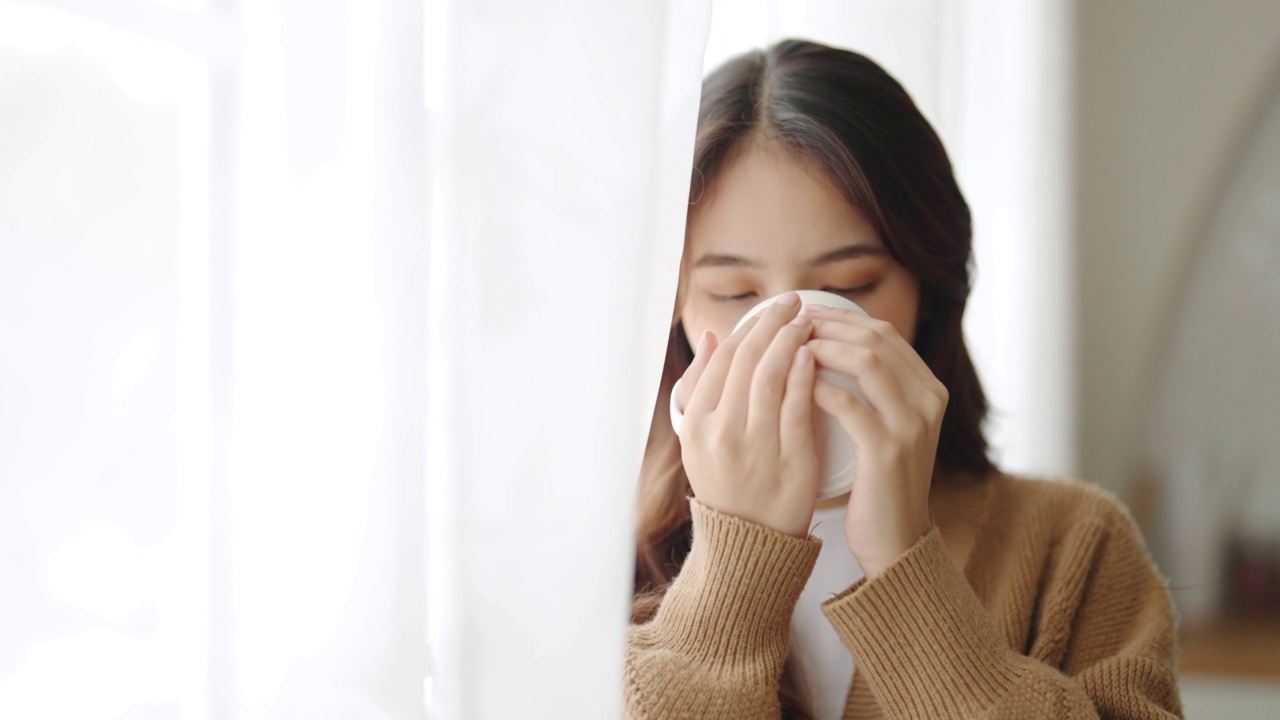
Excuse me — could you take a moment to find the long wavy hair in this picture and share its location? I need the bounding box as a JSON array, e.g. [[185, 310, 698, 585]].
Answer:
[[631, 39, 999, 718]]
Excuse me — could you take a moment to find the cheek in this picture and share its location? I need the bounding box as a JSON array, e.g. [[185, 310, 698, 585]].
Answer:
[[894, 315, 918, 345], [856, 285, 920, 343], [877, 304, 918, 345], [681, 301, 742, 349]]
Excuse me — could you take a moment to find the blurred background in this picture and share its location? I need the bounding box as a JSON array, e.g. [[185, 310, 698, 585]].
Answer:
[[1, 0, 1278, 718]]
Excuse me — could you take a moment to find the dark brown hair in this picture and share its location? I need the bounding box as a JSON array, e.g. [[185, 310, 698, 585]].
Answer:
[[632, 38, 998, 718]]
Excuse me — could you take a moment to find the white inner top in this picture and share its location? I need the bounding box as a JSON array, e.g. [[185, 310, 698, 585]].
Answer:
[[789, 503, 864, 720]]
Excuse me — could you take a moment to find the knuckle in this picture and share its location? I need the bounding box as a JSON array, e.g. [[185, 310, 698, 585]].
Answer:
[[830, 387, 856, 411], [705, 421, 725, 443], [784, 321, 811, 341], [924, 395, 945, 421], [906, 414, 927, 436], [756, 362, 787, 388], [736, 335, 766, 360], [708, 423, 738, 452], [682, 415, 704, 439]]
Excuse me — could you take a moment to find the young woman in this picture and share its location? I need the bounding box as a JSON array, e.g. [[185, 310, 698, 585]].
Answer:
[[626, 39, 1183, 720]]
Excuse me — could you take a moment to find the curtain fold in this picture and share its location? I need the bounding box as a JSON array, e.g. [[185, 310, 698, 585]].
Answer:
[[228, 0, 429, 716], [424, 2, 711, 717]]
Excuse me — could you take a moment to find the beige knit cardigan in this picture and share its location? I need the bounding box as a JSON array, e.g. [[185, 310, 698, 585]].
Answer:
[[624, 472, 1184, 719]]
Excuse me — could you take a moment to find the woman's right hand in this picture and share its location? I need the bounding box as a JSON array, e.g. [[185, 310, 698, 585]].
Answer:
[[675, 291, 820, 538]]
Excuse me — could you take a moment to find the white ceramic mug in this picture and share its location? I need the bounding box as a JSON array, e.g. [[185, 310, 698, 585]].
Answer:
[[670, 289, 868, 499]]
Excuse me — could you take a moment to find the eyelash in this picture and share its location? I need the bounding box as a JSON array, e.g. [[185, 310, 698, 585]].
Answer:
[[711, 284, 876, 302]]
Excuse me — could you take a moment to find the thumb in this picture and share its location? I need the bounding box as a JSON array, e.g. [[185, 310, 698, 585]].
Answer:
[[677, 330, 716, 413]]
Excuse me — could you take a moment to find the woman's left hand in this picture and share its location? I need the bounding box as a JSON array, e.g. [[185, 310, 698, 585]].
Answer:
[[803, 304, 949, 578]]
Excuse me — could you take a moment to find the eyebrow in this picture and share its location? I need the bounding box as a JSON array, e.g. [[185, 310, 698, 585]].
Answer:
[[692, 243, 886, 269]]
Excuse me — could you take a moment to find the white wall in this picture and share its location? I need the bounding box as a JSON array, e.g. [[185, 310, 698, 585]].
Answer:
[[1140, 67, 1280, 627], [1075, 0, 1280, 498], [1076, 8, 1280, 708], [1181, 675, 1280, 720]]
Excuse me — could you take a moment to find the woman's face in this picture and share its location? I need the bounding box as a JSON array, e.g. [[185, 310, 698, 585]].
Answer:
[[680, 139, 922, 352]]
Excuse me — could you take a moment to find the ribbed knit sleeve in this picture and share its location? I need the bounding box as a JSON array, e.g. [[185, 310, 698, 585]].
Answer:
[[819, 499, 1183, 719], [623, 497, 822, 720]]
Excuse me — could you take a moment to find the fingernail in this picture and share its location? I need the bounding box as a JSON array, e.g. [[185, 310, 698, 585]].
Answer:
[[776, 291, 800, 306], [695, 330, 709, 355], [804, 304, 834, 315]]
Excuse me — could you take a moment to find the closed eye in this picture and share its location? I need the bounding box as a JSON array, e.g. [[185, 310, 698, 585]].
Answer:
[[710, 283, 876, 302], [827, 283, 876, 296]]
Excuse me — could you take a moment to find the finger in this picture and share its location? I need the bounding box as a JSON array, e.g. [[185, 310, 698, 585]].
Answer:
[[809, 312, 948, 414], [685, 315, 760, 417], [809, 316, 938, 415], [812, 375, 883, 449], [746, 308, 814, 439], [810, 309, 941, 396], [720, 293, 803, 423], [778, 343, 816, 460], [809, 315, 917, 391], [859, 317, 951, 410], [677, 329, 716, 414], [805, 338, 915, 431]]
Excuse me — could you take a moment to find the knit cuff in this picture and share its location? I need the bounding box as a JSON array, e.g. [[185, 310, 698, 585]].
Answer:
[[646, 497, 822, 666], [820, 527, 1023, 717]]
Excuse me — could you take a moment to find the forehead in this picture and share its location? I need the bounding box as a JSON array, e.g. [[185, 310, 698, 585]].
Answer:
[[688, 140, 879, 262]]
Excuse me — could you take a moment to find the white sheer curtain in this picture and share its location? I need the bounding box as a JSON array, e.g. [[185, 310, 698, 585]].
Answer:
[[228, 0, 429, 715], [2, 1, 1072, 718], [942, 0, 1077, 481], [1, 0, 427, 717], [423, 2, 711, 718]]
